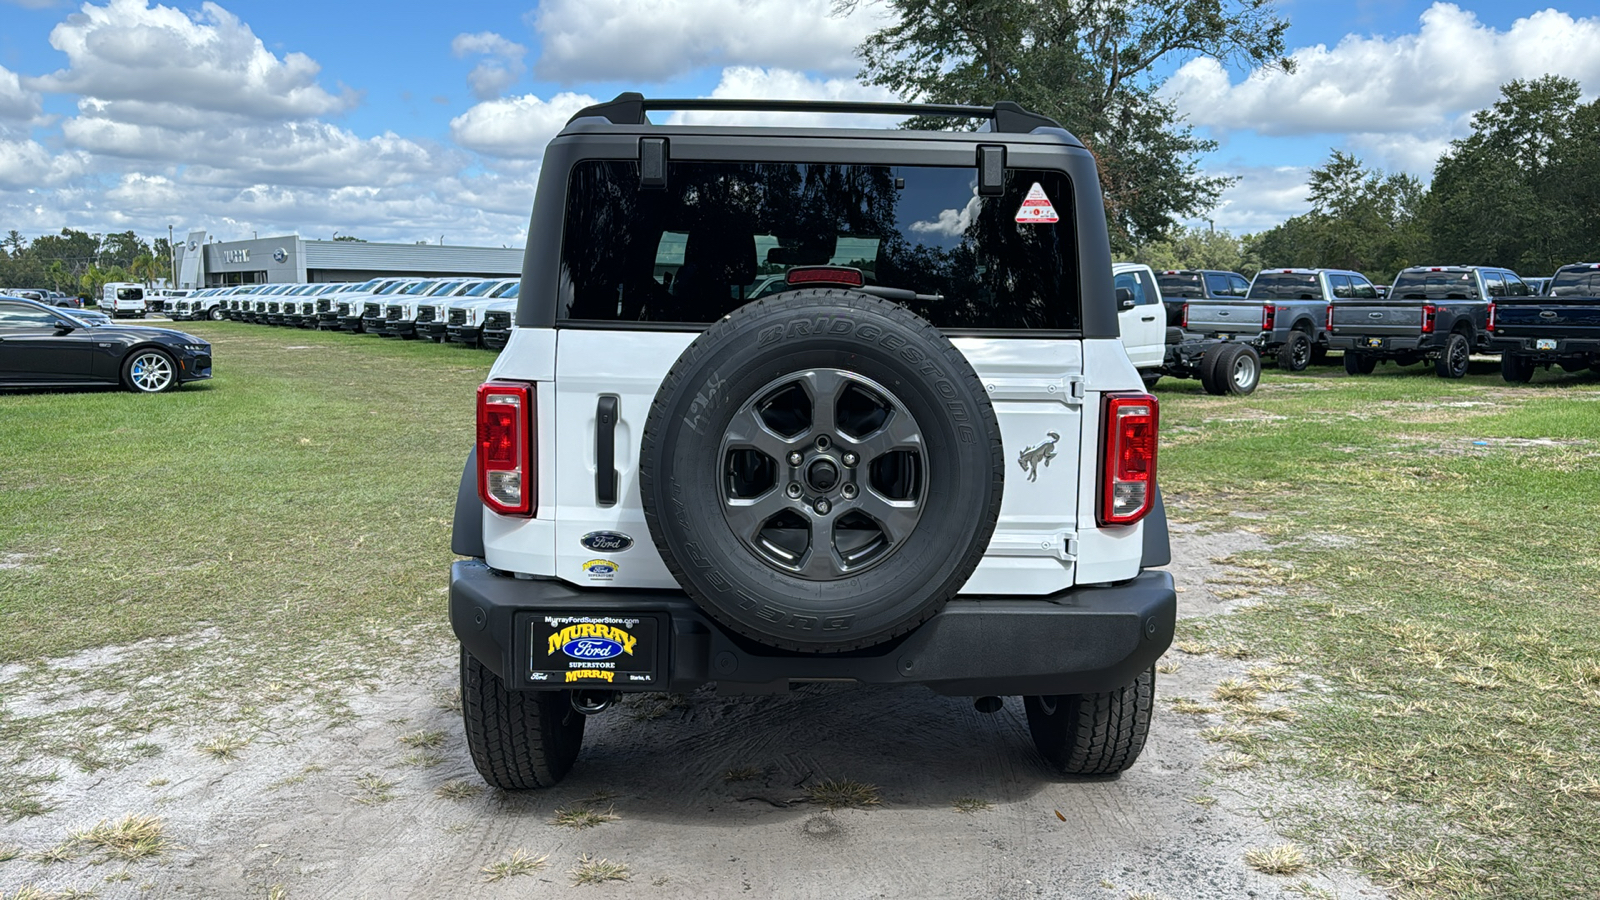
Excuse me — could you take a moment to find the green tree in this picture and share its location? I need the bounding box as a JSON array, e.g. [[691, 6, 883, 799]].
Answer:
[[1133, 225, 1259, 276], [99, 230, 151, 269], [2, 230, 25, 255], [1426, 76, 1598, 274], [1246, 151, 1428, 280], [31, 229, 101, 282], [848, 0, 1290, 252]]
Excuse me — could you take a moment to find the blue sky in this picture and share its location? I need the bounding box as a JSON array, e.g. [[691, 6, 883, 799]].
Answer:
[[1, 0, 1597, 247]]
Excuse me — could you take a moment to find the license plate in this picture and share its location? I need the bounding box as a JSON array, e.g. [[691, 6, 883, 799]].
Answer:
[[1364, 337, 1384, 348], [1536, 339, 1558, 351], [1215, 334, 1231, 341], [528, 614, 660, 687]]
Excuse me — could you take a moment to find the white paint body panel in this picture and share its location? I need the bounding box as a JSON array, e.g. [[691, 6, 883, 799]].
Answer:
[[480, 326, 1149, 593]]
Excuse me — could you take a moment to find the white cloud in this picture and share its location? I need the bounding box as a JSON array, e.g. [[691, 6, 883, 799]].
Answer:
[[0, 137, 92, 189], [30, 0, 355, 120], [912, 192, 980, 238], [452, 31, 527, 101], [1165, 3, 1600, 142], [449, 91, 597, 159], [1185, 165, 1315, 235], [0, 65, 42, 121], [531, 0, 887, 83], [666, 67, 898, 127]]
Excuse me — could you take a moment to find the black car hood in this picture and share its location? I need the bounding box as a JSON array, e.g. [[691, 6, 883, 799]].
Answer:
[[79, 324, 205, 344]]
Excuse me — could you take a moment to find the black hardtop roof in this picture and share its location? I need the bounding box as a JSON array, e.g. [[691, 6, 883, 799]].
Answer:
[[562, 92, 1080, 145]]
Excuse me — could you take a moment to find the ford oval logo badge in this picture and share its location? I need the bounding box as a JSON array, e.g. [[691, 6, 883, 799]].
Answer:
[[581, 531, 634, 552], [562, 637, 624, 660]]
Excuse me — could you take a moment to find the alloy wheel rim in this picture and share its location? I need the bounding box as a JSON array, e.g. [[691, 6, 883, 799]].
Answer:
[[1233, 355, 1255, 388], [718, 368, 927, 580], [129, 352, 172, 392]]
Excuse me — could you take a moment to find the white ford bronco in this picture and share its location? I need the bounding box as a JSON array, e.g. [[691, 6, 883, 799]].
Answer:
[[450, 94, 1175, 789]]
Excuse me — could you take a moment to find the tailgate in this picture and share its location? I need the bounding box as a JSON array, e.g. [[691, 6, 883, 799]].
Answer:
[[548, 330, 1083, 597], [1331, 303, 1422, 336], [1186, 301, 1263, 335], [1496, 298, 1600, 336]]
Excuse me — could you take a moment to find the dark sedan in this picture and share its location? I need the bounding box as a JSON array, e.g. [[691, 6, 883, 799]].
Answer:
[[0, 295, 212, 393]]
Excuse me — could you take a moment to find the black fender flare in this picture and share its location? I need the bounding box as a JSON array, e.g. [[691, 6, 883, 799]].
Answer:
[[1140, 485, 1171, 568], [451, 449, 484, 558]]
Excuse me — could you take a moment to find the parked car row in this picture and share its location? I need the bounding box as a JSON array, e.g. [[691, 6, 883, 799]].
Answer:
[[167, 277, 523, 350], [1148, 263, 1596, 384]]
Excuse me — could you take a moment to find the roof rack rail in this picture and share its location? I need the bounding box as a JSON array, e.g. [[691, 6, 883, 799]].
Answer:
[[567, 92, 1062, 134]]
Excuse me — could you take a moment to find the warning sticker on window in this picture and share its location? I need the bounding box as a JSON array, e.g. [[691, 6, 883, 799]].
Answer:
[[1015, 182, 1060, 224]]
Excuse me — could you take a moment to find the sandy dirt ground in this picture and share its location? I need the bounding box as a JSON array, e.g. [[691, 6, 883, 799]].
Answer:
[[0, 529, 1387, 900]]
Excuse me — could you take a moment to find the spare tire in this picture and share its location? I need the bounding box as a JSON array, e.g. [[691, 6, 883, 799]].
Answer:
[[639, 289, 1005, 653]]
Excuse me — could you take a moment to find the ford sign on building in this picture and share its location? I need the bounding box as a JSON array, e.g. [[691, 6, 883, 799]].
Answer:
[[170, 233, 523, 288]]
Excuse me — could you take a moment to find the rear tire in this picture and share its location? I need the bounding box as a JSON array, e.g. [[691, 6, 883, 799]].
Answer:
[[1276, 331, 1312, 371], [1025, 668, 1155, 777], [1501, 353, 1536, 384], [1140, 372, 1161, 390], [1211, 344, 1260, 396], [1435, 332, 1470, 379], [460, 647, 584, 790], [1344, 351, 1377, 375], [209, 306, 224, 321]]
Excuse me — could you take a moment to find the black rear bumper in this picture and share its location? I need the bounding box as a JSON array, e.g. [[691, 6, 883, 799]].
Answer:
[[450, 560, 1176, 697], [1491, 336, 1600, 357]]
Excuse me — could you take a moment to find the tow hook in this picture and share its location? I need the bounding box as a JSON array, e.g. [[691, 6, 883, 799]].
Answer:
[[571, 690, 615, 716]]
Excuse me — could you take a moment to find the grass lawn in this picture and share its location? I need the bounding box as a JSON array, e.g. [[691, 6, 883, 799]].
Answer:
[[1158, 360, 1600, 899], [2, 329, 1598, 898], [0, 323, 492, 661]]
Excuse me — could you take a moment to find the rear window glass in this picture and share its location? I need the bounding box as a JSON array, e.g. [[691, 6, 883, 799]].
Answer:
[[115, 287, 143, 301], [1392, 271, 1480, 300], [1249, 274, 1322, 300], [558, 160, 1082, 330], [1549, 269, 1600, 297], [1156, 273, 1204, 298]]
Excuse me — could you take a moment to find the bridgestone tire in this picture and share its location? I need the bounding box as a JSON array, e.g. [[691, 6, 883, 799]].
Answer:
[[1210, 344, 1260, 396], [1344, 352, 1377, 375], [1276, 330, 1312, 371], [1436, 331, 1471, 379], [639, 289, 1005, 653], [1501, 353, 1536, 384], [460, 647, 584, 790], [1025, 667, 1155, 776]]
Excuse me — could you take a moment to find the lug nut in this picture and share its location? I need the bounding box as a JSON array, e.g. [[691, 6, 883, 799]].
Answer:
[[787, 451, 803, 466], [842, 452, 858, 467], [841, 483, 857, 499], [814, 499, 831, 515], [786, 483, 803, 498]]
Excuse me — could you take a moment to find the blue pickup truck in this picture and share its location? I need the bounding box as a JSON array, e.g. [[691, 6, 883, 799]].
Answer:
[[1489, 262, 1600, 383]]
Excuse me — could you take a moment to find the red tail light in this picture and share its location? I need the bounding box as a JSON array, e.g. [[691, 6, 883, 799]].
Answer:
[[1181, 303, 1189, 328], [1486, 302, 1496, 333], [1326, 302, 1335, 333], [786, 266, 864, 287], [1421, 303, 1437, 334], [1263, 304, 1276, 331], [1098, 393, 1159, 527], [477, 381, 535, 516]]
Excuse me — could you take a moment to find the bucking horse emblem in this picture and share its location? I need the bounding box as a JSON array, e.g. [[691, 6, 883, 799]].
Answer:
[[1017, 431, 1060, 482]]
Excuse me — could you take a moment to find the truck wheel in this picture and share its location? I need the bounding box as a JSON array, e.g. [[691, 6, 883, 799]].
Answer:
[[1140, 373, 1162, 390], [1025, 667, 1155, 776], [1276, 331, 1312, 371], [209, 306, 225, 321], [460, 647, 584, 790], [1501, 354, 1536, 384], [1435, 332, 1471, 379], [639, 289, 1005, 653], [1344, 352, 1377, 375], [1212, 344, 1260, 396]]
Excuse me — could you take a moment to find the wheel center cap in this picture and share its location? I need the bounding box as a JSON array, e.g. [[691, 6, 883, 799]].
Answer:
[[806, 458, 840, 493]]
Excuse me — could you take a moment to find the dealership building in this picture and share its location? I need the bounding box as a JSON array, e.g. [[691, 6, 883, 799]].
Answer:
[[171, 232, 524, 288]]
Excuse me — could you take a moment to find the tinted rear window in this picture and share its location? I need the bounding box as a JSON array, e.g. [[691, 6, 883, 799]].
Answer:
[[559, 160, 1081, 330], [1550, 269, 1600, 297], [1390, 271, 1484, 300], [1156, 273, 1203, 298], [1249, 274, 1322, 300]]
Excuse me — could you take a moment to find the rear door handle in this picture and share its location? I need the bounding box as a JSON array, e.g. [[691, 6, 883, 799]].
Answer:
[[596, 395, 619, 506]]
